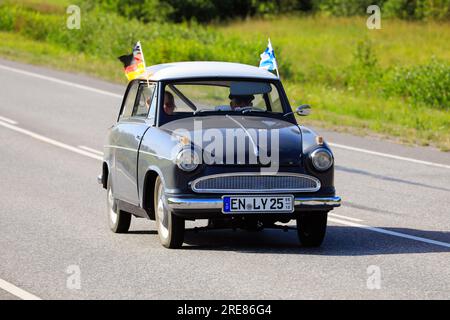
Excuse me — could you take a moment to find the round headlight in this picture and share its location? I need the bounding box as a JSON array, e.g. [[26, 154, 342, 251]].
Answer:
[[310, 148, 333, 171], [176, 148, 200, 172]]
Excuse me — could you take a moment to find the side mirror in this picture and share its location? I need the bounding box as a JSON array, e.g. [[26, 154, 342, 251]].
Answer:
[[296, 104, 311, 116]]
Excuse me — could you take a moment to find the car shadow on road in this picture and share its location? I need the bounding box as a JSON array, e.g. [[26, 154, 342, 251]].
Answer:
[[127, 230, 158, 235], [181, 226, 450, 255]]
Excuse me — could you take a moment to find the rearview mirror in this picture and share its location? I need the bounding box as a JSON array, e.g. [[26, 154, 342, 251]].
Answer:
[[296, 104, 311, 116]]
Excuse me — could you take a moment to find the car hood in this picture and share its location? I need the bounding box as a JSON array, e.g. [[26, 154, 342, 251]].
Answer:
[[160, 115, 302, 166]]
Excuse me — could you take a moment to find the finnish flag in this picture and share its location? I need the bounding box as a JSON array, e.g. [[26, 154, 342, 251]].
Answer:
[[259, 39, 278, 75]]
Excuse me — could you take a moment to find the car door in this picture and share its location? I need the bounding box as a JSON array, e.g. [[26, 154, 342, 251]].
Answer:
[[110, 80, 157, 205]]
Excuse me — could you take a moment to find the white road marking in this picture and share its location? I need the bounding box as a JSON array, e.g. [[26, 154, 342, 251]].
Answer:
[[329, 142, 450, 170], [0, 64, 122, 99], [0, 279, 41, 300], [78, 145, 104, 156], [0, 115, 18, 125], [0, 120, 103, 161], [329, 217, 450, 249], [329, 213, 363, 222]]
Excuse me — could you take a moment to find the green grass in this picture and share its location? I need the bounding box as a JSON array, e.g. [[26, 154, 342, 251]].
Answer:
[[221, 16, 450, 69], [0, 3, 449, 151], [0, 32, 125, 82]]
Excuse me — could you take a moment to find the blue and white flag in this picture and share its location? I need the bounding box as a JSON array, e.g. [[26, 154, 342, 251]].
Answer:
[[259, 39, 279, 76]]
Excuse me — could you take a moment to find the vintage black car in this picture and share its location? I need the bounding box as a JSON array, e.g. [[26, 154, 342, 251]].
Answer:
[[99, 62, 341, 248]]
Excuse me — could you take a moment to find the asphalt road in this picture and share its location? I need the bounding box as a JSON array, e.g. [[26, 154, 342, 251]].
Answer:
[[0, 58, 449, 300]]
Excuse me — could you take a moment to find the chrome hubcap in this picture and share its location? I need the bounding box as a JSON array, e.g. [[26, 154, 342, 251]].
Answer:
[[157, 184, 169, 239], [108, 188, 118, 225]]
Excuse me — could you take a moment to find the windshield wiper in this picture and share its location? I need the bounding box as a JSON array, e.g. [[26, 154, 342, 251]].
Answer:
[[241, 108, 270, 114], [193, 109, 211, 116]]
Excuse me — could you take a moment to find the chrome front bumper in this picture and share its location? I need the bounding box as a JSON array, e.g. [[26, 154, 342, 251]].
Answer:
[[167, 196, 341, 211]]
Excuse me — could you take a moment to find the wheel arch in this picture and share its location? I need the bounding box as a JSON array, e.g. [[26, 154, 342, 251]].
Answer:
[[102, 162, 109, 189], [141, 167, 163, 220]]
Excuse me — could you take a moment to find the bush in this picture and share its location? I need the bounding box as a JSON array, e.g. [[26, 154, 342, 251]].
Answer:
[[383, 59, 450, 109], [0, 5, 16, 31], [344, 40, 382, 89], [77, 0, 173, 23], [383, 0, 420, 19], [384, 0, 450, 20], [317, 0, 449, 20], [418, 0, 450, 20], [317, 0, 388, 16], [81, 0, 316, 23]]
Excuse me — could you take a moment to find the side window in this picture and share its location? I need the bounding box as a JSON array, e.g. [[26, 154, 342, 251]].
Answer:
[[268, 84, 283, 112], [120, 81, 139, 119], [148, 88, 158, 124], [132, 83, 156, 118]]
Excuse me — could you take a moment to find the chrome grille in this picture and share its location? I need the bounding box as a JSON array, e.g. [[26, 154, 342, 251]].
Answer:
[[191, 173, 320, 193]]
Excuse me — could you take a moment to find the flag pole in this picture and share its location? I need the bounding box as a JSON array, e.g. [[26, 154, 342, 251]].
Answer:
[[269, 38, 280, 80], [138, 41, 151, 87]]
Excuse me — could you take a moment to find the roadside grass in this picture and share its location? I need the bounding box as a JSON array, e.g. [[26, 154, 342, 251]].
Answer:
[[3, 0, 69, 13], [220, 16, 450, 69], [0, 5, 448, 151], [0, 32, 124, 82]]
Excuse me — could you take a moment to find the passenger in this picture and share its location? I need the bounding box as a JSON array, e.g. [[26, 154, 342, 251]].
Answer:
[[164, 92, 176, 115]]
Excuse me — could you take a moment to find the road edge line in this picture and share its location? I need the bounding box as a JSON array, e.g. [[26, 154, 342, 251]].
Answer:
[[329, 217, 450, 249], [0, 64, 122, 99], [0, 279, 42, 300], [329, 142, 450, 170], [0, 120, 103, 161]]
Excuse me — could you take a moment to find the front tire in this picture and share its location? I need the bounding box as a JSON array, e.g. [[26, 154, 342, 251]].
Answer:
[[107, 176, 131, 233], [296, 212, 328, 247], [154, 176, 185, 249]]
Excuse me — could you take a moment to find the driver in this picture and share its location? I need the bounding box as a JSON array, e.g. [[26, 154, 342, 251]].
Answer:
[[229, 94, 255, 110]]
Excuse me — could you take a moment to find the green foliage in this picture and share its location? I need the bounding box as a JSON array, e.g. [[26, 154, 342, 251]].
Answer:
[[318, 0, 450, 20], [419, 0, 450, 20], [383, 0, 420, 19], [0, 5, 16, 30], [10, 0, 449, 22], [384, 0, 450, 20], [341, 40, 449, 109], [0, 3, 261, 66], [383, 59, 450, 109], [80, 0, 173, 23], [344, 39, 382, 88], [317, 0, 387, 16]]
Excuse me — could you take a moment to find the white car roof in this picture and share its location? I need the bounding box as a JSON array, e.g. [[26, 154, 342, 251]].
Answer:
[[138, 61, 278, 81]]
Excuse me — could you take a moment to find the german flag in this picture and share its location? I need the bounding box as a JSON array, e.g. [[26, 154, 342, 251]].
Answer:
[[118, 42, 146, 81]]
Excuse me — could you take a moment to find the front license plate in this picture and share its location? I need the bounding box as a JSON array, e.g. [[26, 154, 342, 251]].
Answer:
[[222, 195, 294, 214]]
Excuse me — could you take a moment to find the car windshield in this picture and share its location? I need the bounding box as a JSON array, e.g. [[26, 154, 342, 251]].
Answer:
[[162, 80, 284, 116]]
